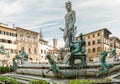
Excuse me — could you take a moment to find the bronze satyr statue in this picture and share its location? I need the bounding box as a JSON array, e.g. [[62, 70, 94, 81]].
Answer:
[[0, 44, 10, 58], [59, 1, 76, 48], [68, 33, 87, 68], [70, 33, 86, 55], [110, 47, 116, 57], [19, 47, 28, 61], [46, 54, 64, 77], [96, 51, 113, 77], [12, 48, 29, 70]]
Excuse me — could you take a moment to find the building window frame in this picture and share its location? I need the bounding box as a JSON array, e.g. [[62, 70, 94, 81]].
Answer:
[[98, 33, 100, 36], [88, 49, 91, 53], [88, 42, 91, 46], [88, 36, 90, 39], [92, 48, 96, 52], [92, 34, 95, 38], [28, 48, 31, 54], [92, 40, 95, 45], [97, 39, 101, 44]]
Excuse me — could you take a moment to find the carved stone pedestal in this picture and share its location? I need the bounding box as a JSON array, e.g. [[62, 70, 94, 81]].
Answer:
[[68, 54, 87, 68], [60, 48, 70, 64], [21, 58, 30, 64], [61, 48, 70, 56]]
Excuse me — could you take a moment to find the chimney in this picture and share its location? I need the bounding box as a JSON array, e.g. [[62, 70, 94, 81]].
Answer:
[[13, 24, 15, 29]]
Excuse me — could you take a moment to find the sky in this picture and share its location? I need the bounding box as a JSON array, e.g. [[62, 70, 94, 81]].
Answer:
[[0, 0, 120, 47]]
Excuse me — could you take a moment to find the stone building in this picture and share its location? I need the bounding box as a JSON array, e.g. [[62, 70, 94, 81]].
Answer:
[[38, 30, 58, 63], [110, 36, 120, 56], [38, 30, 48, 63], [47, 45, 57, 54], [0, 23, 17, 65], [16, 27, 40, 63], [0, 22, 59, 64], [47, 38, 58, 55], [77, 28, 112, 61]]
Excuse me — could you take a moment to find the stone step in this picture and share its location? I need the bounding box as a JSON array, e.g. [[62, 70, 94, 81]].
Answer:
[[2, 73, 56, 84], [107, 72, 120, 82], [2, 73, 120, 84], [2, 74, 30, 83], [2, 73, 71, 84]]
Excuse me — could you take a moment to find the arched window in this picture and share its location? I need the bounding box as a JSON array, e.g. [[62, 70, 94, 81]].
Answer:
[[0, 39, 2, 42], [44, 50, 46, 54], [97, 39, 101, 44], [88, 49, 91, 53], [34, 48, 37, 54], [88, 42, 90, 46], [29, 48, 31, 54], [92, 41, 95, 45], [88, 36, 90, 39], [41, 50, 43, 54], [98, 33, 100, 36], [2, 39, 4, 42], [92, 48, 96, 52], [21, 47, 24, 50], [97, 47, 101, 52], [20, 34, 23, 37], [8, 40, 12, 44], [1, 31, 5, 35], [92, 34, 95, 37], [11, 49, 13, 53]]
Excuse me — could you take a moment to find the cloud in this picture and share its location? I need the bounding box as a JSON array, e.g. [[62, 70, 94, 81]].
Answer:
[[75, 0, 120, 8], [0, 0, 120, 47], [29, 17, 61, 28], [0, 0, 23, 16]]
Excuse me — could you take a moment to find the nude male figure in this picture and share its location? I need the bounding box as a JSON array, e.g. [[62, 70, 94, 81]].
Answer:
[[60, 1, 76, 48]]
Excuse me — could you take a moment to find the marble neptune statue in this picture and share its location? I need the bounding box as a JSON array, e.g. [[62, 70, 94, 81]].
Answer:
[[60, 1, 77, 48]]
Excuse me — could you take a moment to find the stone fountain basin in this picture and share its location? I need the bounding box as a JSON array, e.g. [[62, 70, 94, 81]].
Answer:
[[16, 62, 120, 78]]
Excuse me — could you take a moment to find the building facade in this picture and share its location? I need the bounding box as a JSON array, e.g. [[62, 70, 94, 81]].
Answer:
[[47, 38, 58, 55], [38, 30, 48, 63], [0, 22, 59, 64], [110, 37, 120, 56], [77, 28, 112, 61], [0, 23, 17, 62], [16, 27, 40, 63], [38, 30, 58, 63]]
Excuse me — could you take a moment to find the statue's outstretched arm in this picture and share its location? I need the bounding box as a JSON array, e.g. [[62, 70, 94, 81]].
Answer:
[[59, 28, 64, 31]]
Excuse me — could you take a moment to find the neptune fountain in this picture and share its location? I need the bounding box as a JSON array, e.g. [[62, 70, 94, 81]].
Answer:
[[2, 1, 119, 84]]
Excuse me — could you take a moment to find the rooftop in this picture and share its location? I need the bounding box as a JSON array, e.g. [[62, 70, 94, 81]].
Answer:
[[110, 36, 120, 42], [0, 25, 16, 31], [16, 27, 39, 34], [84, 28, 112, 36]]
